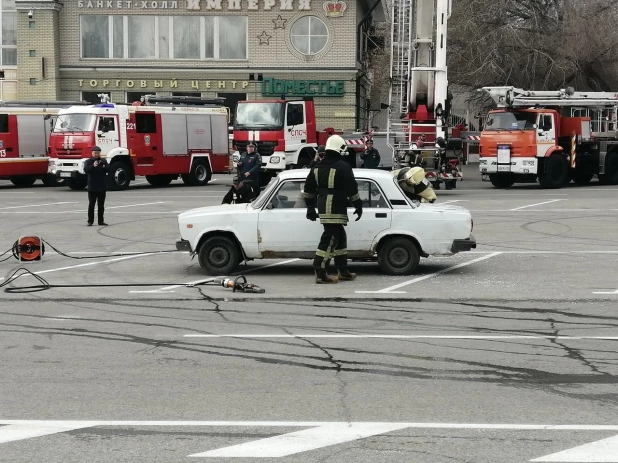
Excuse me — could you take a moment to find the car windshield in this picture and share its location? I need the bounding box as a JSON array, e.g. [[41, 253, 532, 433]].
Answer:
[[484, 111, 537, 131], [251, 176, 280, 209], [53, 114, 96, 132], [235, 102, 284, 129]]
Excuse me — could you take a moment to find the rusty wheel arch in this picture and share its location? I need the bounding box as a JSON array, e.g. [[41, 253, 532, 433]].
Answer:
[[375, 234, 428, 258], [196, 230, 249, 263]]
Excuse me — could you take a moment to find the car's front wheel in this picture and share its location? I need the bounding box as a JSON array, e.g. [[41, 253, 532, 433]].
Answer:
[[198, 236, 240, 275], [377, 237, 421, 275]]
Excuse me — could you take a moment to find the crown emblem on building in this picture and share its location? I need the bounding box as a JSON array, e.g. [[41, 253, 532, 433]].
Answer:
[[323, 0, 347, 17]]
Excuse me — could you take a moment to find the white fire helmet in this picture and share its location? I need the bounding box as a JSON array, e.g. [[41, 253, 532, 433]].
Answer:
[[325, 134, 348, 155]]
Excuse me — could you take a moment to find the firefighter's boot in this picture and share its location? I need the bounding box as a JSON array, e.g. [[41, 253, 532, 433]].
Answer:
[[315, 269, 338, 284], [337, 269, 357, 281]]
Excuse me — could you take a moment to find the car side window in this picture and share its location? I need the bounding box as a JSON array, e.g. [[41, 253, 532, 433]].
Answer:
[[267, 180, 307, 209], [353, 180, 389, 208]]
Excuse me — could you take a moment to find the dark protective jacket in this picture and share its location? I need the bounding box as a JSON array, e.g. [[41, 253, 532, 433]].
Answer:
[[303, 151, 362, 225], [237, 151, 262, 184], [361, 148, 381, 169], [222, 183, 256, 205], [84, 157, 109, 192]]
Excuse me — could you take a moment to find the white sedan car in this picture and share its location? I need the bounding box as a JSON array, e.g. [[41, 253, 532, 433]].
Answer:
[[176, 170, 476, 275]]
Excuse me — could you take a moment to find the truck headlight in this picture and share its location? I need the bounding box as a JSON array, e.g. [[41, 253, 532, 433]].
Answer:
[[270, 156, 280, 164]]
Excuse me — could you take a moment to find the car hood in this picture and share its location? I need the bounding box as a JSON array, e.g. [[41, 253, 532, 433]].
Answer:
[[178, 203, 250, 222]]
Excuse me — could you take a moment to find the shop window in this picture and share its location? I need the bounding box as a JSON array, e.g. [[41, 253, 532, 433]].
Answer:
[[81, 92, 109, 104], [0, 114, 9, 133], [136, 113, 157, 133], [218, 93, 246, 125], [126, 92, 147, 103], [172, 92, 201, 97], [80, 15, 247, 60], [290, 16, 328, 55]]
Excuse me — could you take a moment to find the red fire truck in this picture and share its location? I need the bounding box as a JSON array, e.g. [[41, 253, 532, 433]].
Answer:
[[231, 97, 366, 173], [49, 96, 230, 190], [0, 101, 85, 187]]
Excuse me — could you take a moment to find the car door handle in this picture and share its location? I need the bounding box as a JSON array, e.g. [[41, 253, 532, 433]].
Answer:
[[375, 213, 387, 218]]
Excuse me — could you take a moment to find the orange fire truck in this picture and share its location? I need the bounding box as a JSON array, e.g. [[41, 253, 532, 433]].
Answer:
[[479, 86, 618, 188], [0, 101, 85, 187], [49, 96, 230, 190]]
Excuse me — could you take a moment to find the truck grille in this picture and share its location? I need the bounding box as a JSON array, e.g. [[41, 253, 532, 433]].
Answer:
[[234, 140, 277, 156]]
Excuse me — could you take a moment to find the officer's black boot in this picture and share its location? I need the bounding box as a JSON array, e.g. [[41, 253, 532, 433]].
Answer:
[[337, 269, 357, 281], [315, 269, 338, 284]]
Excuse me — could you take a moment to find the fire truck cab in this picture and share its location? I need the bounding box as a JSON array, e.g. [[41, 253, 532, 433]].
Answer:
[[232, 98, 366, 175], [49, 96, 230, 190], [0, 101, 84, 187]]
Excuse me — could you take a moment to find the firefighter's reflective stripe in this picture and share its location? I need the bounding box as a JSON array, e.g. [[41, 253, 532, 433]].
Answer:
[[348, 193, 360, 202], [327, 168, 336, 188], [332, 249, 347, 256]]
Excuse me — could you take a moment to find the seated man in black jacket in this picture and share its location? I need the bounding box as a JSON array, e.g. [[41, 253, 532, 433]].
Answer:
[[222, 178, 257, 205]]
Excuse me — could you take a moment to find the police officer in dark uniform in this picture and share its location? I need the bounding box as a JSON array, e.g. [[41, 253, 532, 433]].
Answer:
[[83, 146, 109, 226], [221, 178, 258, 205], [360, 139, 381, 169], [237, 141, 262, 186], [303, 135, 363, 284]]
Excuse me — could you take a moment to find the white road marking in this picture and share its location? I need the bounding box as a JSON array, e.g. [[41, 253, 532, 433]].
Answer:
[[0, 253, 159, 282], [89, 201, 172, 210], [593, 290, 618, 295], [190, 422, 411, 458], [183, 334, 618, 340], [131, 181, 149, 186], [532, 434, 618, 462], [0, 423, 96, 444], [130, 258, 301, 293], [0, 201, 78, 210], [356, 252, 502, 294], [439, 200, 469, 204], [509, 199, 565, 211], [470, 209, 618, 213]]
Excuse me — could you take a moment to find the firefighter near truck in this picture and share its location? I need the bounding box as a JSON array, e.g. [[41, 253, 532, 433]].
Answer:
[[49, 96, 231, 191], [231, 97, 367, 180], [480, 86, 618, 189], [0, 101, 86, 188]]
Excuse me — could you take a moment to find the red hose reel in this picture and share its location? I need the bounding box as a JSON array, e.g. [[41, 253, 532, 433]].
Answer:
[[12, 236, 45, 262]]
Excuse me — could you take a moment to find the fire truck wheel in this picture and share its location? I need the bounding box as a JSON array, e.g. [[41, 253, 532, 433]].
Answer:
[[67, 179, 87, 190], [41, 174, 65, 187], [198, 236, 240, 275], [377, 236, 421, 276], [108, 162, 131, 190], [9, 176, 36, 187], [539, 154, 569, 189], [145, 175, 174, 187], [182, 160, 211, 186], [599, 151, 618, 185], [489, 174, 515, 189]]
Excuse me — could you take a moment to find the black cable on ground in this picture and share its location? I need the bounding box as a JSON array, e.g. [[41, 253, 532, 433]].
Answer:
[[0, 268, 223, 294], [0, 247, 14, 263], [41, 239, 179, 260]]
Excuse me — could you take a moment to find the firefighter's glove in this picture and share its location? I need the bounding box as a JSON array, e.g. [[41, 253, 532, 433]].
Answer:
[[306, 208, 318, 222], [354, 208, 363, 221]]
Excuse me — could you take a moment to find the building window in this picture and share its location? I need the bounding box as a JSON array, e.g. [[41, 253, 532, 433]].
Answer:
[[172, 92, 201, 97], [80, 15, 248, 60], [290, 16, 328, 55], [0, 2, 17, 66], [126, 92, 147, 103], [81, 91, 109, 104]]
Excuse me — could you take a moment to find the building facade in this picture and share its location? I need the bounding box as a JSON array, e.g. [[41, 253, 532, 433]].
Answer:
[[14, 0, 384, 131]]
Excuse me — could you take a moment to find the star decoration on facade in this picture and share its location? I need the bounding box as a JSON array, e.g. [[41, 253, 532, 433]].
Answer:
[[272, 14, 287, 30], [257, 31, 272, 45]]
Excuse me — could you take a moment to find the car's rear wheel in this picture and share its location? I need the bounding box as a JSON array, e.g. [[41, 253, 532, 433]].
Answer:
[[377, 237, 421, 275], [198, 236, 240, 275]]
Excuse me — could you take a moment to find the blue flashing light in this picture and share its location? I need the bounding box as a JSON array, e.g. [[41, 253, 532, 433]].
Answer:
[[94, 103, 115, 108]]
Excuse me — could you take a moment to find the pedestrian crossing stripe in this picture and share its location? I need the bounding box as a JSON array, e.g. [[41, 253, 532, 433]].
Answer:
[[1, 421, 618, 461]]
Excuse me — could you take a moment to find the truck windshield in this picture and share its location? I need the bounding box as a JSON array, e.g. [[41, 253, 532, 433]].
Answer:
[[53, 114, 96, 132], [485, 111, 537, 131], [235, 102, 284, 129]]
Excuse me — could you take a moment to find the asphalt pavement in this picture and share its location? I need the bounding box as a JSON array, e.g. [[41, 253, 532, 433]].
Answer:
[[1, 165, 618, 462]]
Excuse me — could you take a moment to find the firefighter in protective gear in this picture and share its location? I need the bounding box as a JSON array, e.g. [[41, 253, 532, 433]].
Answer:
[[303, 134, 363, 284], [393, 167, 437, 203]]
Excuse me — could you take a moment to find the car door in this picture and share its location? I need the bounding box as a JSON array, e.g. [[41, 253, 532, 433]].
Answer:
[[536, 113, 555, 157], [257, 179, 321, 254], [347, 179, 392, 251], [284, 102, 307, 155], [96, 115, 120, 156]]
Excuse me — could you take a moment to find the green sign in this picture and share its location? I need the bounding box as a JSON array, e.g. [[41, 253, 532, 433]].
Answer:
[[262, 77, 345, 97]]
